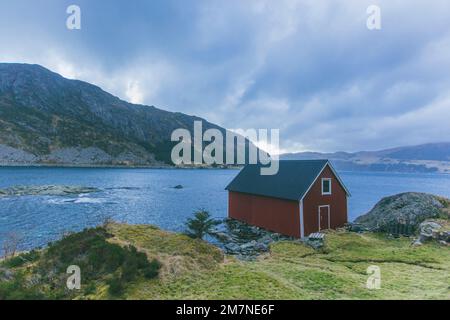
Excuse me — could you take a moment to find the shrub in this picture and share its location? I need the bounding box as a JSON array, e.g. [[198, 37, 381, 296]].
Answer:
[[121, 246, 161, 281], [0, 272, 46, 300], [83, 282, 96, 296], [107, 276, 124, 297], [143, 259, 162, 279], [185, 210, 220, 239], [2, 226, 163, 299], [121, 259, 139, 282], [2, 250, 40, 268]]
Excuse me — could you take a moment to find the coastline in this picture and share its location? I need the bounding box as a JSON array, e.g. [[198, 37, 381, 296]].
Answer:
[[0, 163, 242, 170], [0, 163, 448, 175]]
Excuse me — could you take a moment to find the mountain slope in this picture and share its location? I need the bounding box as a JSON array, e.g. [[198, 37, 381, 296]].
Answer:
[[282, 143, 450, 173], [371, 143, 450, 161], [0, 63, 242, 166]]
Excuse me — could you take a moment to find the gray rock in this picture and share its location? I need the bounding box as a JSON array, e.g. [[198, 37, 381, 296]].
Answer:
[[303, 236, 325, 250], [240, 240, 257, 251], [260, 235, 273, 245], [224, 243, 240, 253], [216, 218, 292, 258], [413, 220, 450, 244], [442, 231, 450, 242], [254, 242, 269, 252], [355, 192, 447, 232], [213, 232, 233, 243], [419, 221, 442, 238], [347, 223, 369, 233], [42, 147, 113, 165]]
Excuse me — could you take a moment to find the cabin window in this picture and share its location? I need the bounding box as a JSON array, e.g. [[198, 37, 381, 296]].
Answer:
[[322, 178, 332, 195]]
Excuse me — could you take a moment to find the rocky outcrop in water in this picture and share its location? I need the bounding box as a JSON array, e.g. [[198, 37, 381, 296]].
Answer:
[[0, 185, 100, 197], [354, 192, 449, 233]]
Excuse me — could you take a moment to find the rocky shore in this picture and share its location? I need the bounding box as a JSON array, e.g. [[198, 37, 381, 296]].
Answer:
[[211, 219, 294, 259], [211, 219, 326, 259]]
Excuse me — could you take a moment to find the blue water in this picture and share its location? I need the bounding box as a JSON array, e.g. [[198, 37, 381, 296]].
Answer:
[[1, 167, 450, 250]]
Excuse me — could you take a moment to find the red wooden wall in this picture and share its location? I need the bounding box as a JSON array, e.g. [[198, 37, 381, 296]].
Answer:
[[228, 191, 301, 238]]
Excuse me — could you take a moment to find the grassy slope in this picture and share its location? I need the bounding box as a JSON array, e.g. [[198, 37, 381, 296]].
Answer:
[[2, 223, 448, 300], [108, 224, 449, 300]]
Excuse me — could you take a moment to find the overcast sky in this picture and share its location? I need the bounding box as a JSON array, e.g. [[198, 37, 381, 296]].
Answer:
[[1, 0, 450, 153]]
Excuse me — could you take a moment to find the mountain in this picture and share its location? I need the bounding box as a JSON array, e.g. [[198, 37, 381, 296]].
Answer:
[[0, 63, 251, 166], [281, 143, 450, 173], [367, 143, 450, 161]]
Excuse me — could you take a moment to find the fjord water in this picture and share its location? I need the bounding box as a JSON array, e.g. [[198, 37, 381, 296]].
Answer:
[[1, 167, 450, 250]]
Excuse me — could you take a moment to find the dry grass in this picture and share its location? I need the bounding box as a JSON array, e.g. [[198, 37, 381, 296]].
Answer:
[[105, 224, 450, 300], [107, 223, 223, 281], [3, 223, 448, 300]]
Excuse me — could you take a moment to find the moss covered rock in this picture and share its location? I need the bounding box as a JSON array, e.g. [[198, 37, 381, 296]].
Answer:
[[354, 192, 449, 233]]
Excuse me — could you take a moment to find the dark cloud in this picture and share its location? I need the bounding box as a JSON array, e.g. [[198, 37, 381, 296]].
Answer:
[[1, 0, 450, 153]]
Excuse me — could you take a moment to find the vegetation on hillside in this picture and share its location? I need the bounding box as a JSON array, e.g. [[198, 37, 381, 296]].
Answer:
[[1, 222, 448, 300], [0, 226, 161, 299]]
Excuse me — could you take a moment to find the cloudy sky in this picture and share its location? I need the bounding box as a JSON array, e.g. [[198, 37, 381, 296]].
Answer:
[[1, 0, 450, 154]]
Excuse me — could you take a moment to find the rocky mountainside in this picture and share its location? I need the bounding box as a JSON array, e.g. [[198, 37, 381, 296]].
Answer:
[[282, 143, 450, 173], [0, 63, 248, 166]]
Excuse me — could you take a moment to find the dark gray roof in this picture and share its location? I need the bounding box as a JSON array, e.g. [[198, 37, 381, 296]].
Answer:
[[226, 160, 334, 201]]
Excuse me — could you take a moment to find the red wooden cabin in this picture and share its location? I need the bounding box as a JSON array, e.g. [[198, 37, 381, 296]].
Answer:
[[226, 160, 350, 238]]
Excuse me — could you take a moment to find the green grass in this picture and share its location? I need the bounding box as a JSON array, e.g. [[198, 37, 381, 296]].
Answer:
[[1, 224, 449, 300], [0, 226, 162, 300], [116, 225, 450, 300]]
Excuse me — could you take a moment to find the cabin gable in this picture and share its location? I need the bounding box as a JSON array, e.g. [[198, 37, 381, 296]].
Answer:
[[302, 164, 348, 236]]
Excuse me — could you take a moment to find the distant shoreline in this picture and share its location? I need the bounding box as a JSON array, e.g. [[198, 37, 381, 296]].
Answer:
[[0, 163, 449, 174], [0, 163, 242, 170]]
